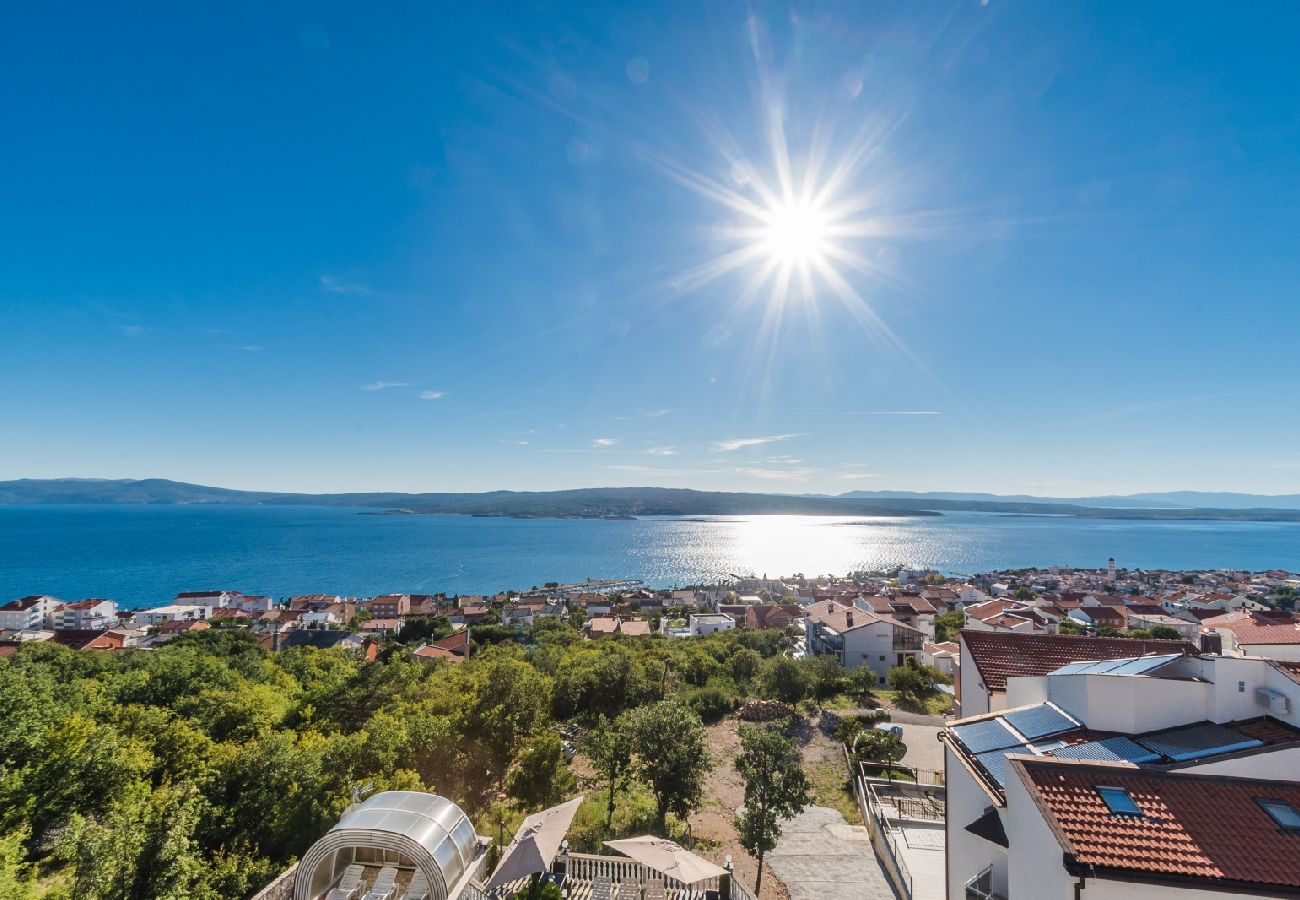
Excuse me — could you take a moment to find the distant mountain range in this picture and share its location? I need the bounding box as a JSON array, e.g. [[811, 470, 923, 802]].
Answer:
[[835, 489, 1300, 511], [0, 479, 934, 518], [4, 478, 1300, 522]]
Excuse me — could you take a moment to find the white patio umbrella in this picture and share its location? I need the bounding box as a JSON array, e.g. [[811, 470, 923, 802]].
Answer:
[[604, 836, 728, 885], [485, 795, 584, 890]]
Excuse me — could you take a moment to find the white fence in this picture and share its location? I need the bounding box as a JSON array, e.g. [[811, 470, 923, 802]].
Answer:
[[562, 853, 755, 900], [858, 777, 913, 900]]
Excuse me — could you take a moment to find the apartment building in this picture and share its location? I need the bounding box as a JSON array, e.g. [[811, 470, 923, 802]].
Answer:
[[804, 599, 924, 685], [946, 651, 1300, 900], [54, 598, 119, 631], [0, 595, 61, 631]]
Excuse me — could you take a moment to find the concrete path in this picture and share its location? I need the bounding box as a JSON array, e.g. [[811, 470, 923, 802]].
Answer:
[[766, 806, 898, 900], [893, 723, 944, 772]]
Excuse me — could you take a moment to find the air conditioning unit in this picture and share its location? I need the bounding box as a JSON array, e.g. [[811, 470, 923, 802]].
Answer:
[[1256, 687, 1292, 715]]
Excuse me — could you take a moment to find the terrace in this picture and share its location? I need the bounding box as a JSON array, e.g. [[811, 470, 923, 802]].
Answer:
[[491, 851, 750, 899], [853, 765, 946, 900]]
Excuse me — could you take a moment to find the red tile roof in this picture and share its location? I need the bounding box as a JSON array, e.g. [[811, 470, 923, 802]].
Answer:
[[431, 629, 469, 653], [806, 600, 921, 635], [1013, 756, 1300, 892], [1274, 661, 1300, 687], [0, 596, 52, 612], [961, 631, 1196, 691]]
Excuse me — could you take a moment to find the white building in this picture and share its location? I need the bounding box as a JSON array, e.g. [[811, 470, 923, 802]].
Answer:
[[958, 630, 1195, 718], [54, 598, 119, 631], [945, 652, 1300, 900], [1202, 609, 1300, 662], [804, 600, 924, 685], [688, 613, 735, 636], [135, 604, 213, 626], [174, 589, 245, 608], [0, 595, 61, 631], [922, 640, 960, 678]]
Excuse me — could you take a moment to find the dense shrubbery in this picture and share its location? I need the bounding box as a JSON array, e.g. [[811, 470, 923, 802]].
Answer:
[[0, 621, 799, 899]]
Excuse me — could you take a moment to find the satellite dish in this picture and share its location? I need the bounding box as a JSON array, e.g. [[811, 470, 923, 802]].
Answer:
[[888, 725, 904, 738]]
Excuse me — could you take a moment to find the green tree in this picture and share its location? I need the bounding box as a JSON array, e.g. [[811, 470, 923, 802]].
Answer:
[[933, 610, 965, 644], [0, 826, 37, 900], [584, 715, 634, 832], [1148, 625, 1182, 641], [849, 663, 879, 700], [886, 661, 949, 707], [453, 649, 551, 787], [55, 779, 152, 900], [624, 701, 712, 832], [801, 655, 845, 704], [506, 733, 575, 809], [848, 728, 904, 766], [729, 648, 762, 690], [761, 656, 811, 704], [734, 726, 811, 895], [396, 616, 453, 645]]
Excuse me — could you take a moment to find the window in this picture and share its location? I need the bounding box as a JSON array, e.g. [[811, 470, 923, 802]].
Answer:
[[879, 655, 886, 661], [1258, 799, 1300, 832], [1096, 786, 1143, 817]]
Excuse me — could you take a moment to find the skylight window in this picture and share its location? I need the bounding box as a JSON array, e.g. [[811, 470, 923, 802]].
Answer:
[[1097, 786, 1143, 817], [1258, 799, 1300, 832]]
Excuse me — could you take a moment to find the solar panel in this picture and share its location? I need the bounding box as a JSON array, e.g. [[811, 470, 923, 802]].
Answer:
[[1003, 703, 1080, 740], [1107, 654, 1181, 676], [1029, 739, 1068, 753], [952, 718, 1022, 754], [1048, 654, 1182, 677], [1138, 723, 1263, 762], [1049, 736, 1161, 764], [974, 745, 1031, 787]]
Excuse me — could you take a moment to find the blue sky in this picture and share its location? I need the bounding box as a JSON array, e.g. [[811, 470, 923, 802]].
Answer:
[[2, 1, 1298, 496]]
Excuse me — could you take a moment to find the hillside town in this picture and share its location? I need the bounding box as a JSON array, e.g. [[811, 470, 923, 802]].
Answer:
[[5, 562, 1300, 900], [5, 561, 1299, 676]]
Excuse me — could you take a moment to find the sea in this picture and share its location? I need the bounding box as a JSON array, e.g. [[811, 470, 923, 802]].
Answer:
[[1, 504, 1298, 607]]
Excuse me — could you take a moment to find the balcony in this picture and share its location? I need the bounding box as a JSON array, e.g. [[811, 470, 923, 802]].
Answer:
[[964, 865, 1006, 900], [892, 633, 924, 652]]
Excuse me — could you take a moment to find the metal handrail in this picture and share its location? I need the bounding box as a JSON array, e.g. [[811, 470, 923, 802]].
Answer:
[[964, 864, 1005, 900]]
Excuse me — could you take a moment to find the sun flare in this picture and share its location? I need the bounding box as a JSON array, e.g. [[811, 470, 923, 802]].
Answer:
[[759, 199, 830, 266]]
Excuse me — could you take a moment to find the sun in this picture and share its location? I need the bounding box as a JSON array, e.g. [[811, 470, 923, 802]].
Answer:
[[760, 199, 831, 266]]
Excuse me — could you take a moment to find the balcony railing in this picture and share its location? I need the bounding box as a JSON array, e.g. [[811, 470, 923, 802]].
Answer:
[[892, 635, 924, 651], [964, 864, 1006, 900]]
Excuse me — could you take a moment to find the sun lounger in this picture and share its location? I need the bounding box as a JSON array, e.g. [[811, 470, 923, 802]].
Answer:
[[591, 875, 614, 900], [399, 869, 430, 900], [361, 866, 399, 900], [644, 877, 666, 900], [327, 863, 366, 900]]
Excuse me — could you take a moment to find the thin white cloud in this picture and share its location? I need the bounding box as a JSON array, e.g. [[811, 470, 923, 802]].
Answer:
[[831, 410, 941, 416], [362, 381, 411, 391], [320, 274, 373, 296], [644, 408, 676, 418], [711, 433, 807, 452], [242, 345, 263, 352], [840, 472, 881, 480], [593, 437, 618, 447], [418, 390, 446, 400], [646, 447, 676, 456]]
